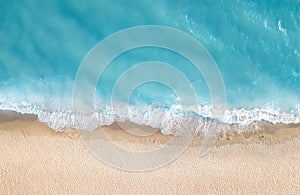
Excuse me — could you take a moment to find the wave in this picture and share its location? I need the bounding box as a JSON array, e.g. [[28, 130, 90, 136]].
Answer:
[[1, 99, 299, 136]]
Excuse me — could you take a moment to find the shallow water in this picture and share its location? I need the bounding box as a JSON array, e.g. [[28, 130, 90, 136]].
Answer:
[[0, 0, 299, 134]]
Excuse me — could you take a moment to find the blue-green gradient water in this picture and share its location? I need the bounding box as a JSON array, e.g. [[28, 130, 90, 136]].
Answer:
[[1, 0, 300, 133]]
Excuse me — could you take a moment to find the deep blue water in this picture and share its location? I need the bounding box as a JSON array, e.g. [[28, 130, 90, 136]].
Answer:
[[0, 0, 300, 133]]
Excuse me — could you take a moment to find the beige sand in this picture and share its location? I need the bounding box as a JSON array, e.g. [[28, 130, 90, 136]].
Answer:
[[1, 119, 300, 194]]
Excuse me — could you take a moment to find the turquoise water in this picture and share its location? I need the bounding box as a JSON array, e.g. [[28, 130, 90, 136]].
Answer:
[[0, 0, 300, 133]]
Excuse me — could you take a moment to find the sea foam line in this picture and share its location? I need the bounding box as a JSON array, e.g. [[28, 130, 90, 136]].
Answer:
[[0, 100, 299, 136]]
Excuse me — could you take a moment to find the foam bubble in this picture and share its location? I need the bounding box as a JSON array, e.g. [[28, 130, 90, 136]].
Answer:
[[0, 99, 299, 135]]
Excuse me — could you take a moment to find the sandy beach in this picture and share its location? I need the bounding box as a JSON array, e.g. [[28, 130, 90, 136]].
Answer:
[[2, 0, 300, 194], [1, 115, 300, 194]]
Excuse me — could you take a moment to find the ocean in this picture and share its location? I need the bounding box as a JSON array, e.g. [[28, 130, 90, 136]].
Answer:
[[1, 0, 300, 135]]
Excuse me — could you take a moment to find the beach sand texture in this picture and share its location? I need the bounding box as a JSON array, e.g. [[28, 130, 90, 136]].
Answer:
[[0, 116, 300, 194]]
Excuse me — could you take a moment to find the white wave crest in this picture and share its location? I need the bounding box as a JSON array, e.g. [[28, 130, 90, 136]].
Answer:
[[1, 99, 299, 135]]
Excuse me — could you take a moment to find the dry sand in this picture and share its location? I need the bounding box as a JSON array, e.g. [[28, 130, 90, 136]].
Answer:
[[0, 117, 300, 194]]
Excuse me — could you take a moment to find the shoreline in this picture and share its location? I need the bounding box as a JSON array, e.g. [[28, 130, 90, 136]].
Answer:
[[1, 110, 300, 147]]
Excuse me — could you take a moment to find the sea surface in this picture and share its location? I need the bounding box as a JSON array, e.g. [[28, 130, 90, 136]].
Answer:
[[0, 0, 300, 135]]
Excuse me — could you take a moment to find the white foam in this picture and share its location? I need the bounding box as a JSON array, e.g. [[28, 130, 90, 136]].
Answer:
[[1, 98, 299, 135]]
